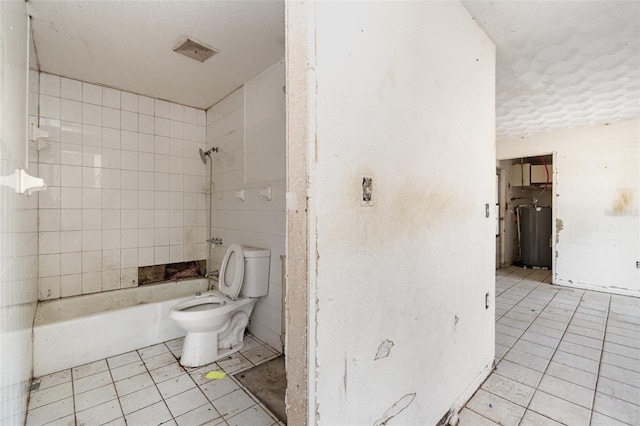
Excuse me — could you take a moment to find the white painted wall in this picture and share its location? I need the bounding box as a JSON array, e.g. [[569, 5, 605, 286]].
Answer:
[[206, 62, 286, 352], [36, 73, 208, 299], [307, 2, 496, 424], [497, 118, 640, 295], [0, 2, 39, 423]]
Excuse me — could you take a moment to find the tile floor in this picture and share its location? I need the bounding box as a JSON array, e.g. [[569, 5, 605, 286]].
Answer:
[[460, 266, 640, 426], [26, 335, 284, 426], [25, 267, 640, 426]]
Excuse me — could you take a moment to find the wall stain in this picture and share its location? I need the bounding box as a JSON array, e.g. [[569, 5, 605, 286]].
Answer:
[[373, 393, 416, 426], [374, 339, 394, 360], [612, 189, 633, 214]]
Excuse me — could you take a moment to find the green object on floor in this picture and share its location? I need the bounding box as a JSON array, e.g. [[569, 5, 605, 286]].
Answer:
[[205, 370, 227, 380]]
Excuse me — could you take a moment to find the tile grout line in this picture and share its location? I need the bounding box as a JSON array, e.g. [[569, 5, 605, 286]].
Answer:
[[496, 278, 560, 363], [587, 294, 611, 426], [515, 286, 591, 426]]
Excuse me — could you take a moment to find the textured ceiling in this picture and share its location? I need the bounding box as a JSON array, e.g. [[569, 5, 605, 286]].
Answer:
[[461, 0, 640, 140], [28, 1, 639, 138], [28, 1, 285, 110]]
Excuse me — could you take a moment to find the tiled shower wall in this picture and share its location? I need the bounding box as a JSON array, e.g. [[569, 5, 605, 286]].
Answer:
[[36, 72, 208, 299], [206, 84, 285, 352]]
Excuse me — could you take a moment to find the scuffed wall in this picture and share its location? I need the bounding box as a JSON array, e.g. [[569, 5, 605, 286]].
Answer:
[[497, 118, 640, 295], [308, 2, 496, 424]]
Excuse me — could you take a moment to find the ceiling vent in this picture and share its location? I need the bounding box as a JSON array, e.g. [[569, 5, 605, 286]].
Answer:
[[173, 38, 219, 63]]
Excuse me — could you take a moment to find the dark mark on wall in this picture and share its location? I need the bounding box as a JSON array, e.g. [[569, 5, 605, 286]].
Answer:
[[374, 339, 394, 360], [373, 393, 416, 426]]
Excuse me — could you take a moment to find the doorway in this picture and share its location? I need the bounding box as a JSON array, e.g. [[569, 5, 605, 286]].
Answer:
[[497, 154, 555, 274]]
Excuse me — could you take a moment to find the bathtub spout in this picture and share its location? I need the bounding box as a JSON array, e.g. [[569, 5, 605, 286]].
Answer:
[[205, 270, 219, 279]]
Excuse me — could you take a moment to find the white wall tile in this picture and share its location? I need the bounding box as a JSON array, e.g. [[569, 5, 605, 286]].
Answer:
[[103, 211, 121, 231], [102, 249, 121, 270], [154, 117, 170, 136], [82, 188, 102, 209], [138, 153, 154, 172], [60, 210, 82, 231], [60, 165, 82, 187], [121, 92, 138, 112], [121, 190, 138, 209], [103, 107, 121, 129], [121, 131, 138, 151], [139, 114, 155, 134], [83, 83, 102, 105], [60, 187, 81, 209], [82, 230, 102, 252], [138, 96, 154, 115], [121, 111, 138, 132], [60, 231, 82, 252], [82, 272, 102, 294], [40, 209, 61, 232], [155, 99, 171, 118], [39, 79, 211, 299], [102, 128, 120, 149], [61, 274, 82, 297], [39, 276, 61, 300], [121, 211, 138, 229], [102, 88, 121, 109], [82, 166, 102, 189], [40, 73, 61, 97], [138, 247, 154, 267], [121, 229, 138, 249], [82, 125, 102, 148], [82, 103, 102, 126], [39, 232, 61, 255], [82, 209, 102, 230], [60, 99, 82, 123], [154, 246, 170, 264], [61, 253, 82, 275], [82, 251, 102, 273], [60, 121, 82, 145], [102, 229, 120, 249], [170, 245, 184, 263], [138, 191, 154, 209], [170, 121, 183, 139], [60, 143, 83, 166], [102, 270, 121, 291], [40, 95, 61, 119], [120, 248, 138, 268], [184, 107, 198, 124], [121, 268, 138, 287], [61, 77, 82, 101]]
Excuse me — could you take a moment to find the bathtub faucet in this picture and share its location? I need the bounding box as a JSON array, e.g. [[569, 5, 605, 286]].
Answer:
[[207, 237, 223, 245]]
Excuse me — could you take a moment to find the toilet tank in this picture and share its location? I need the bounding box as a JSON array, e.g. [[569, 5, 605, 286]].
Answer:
[[241, 246, 271, 297]]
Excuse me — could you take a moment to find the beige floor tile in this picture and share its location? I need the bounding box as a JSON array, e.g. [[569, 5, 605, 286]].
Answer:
[[528, 390, 590, 426]]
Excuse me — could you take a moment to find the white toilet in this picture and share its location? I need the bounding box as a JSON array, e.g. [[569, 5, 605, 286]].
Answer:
[[170, 244, 270, 367]]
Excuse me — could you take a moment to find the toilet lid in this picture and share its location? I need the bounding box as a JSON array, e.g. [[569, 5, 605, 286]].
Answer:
[[219, 244, 244, 300]]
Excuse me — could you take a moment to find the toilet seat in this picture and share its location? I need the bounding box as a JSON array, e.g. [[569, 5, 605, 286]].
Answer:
[[219, 244, 244, 300]]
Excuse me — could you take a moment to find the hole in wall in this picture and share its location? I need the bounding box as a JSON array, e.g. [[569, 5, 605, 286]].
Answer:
[[138, 260, 206, 285]]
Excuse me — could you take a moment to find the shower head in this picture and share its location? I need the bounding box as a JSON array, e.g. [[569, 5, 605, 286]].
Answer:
[[199, 147, 219, 164]]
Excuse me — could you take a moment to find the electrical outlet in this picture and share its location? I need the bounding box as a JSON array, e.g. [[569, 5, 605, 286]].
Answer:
[[362, 176, 373, 206]]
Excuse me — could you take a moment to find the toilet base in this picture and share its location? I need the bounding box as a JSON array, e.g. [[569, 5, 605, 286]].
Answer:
[[178, 309, 252, 367]]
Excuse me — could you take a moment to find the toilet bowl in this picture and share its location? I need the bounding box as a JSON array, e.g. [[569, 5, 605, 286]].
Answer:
[[170, 244, 270, 367]]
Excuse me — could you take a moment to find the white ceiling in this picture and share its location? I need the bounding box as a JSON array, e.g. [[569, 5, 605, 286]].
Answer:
[[461, 0, 640, 139], [28, 1, 639, 139], [28, 1, 285, 110]]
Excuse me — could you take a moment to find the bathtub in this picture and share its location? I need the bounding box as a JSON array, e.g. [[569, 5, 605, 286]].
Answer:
[[33, 279, 210, 377]]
